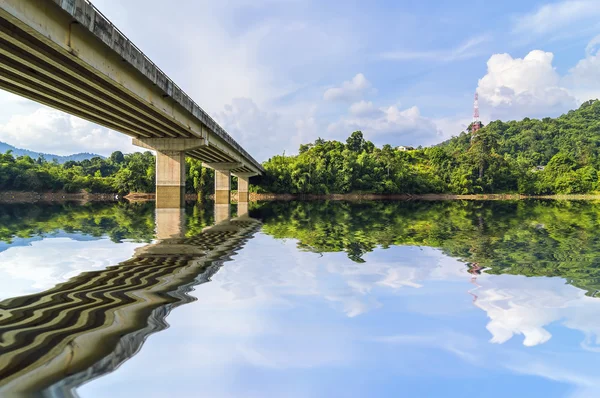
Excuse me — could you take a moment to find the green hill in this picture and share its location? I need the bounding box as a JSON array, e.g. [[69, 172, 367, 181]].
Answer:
[[259, 100, 600, 195], [443, 99, 600, 167]]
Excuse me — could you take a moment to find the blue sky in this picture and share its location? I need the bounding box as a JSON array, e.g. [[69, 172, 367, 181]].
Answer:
[[0, 0, 599, 160]]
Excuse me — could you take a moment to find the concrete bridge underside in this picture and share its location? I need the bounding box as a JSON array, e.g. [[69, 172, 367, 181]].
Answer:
[[0, 0, 263, 207]]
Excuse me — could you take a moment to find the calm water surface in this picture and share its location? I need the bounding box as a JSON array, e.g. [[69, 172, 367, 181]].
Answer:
[[1, 200, 600, 397]]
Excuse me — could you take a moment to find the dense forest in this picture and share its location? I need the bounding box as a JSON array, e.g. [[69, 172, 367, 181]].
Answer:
[[1, 99, 600, 195], [0, 150, 216, 196], [260, 99, 600, 194]]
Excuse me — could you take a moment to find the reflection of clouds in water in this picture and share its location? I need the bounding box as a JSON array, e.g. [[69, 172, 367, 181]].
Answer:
[[84, 233, 600, 398], [370, 273, 600, 397], [216, 235, 464, 317], [372, 331, 481, 364], [372, 328, 600, 398], [220, 234, 600, 353], [474, 274, 600, 347], [0, 237, 145, 300]]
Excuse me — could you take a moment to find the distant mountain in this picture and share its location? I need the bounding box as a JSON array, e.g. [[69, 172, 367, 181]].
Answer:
[[0, 141, 103, 163]]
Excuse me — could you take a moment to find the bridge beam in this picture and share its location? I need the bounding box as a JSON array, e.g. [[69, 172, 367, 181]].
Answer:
[[133, 138, 204, 208]]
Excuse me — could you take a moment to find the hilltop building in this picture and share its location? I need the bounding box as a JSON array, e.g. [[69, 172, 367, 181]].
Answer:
[[397, 146, 415, 151]]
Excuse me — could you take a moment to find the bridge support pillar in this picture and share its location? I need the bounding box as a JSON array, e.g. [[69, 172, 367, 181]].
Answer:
[[155, 208, 186, 239], [214, 203, 231, 224], [155, 151, 186, 208], [214, 169, 231, 205], [133, 138, 204, 208], [237, 176, 249, 202], [237, 202, 249, 217], [232, 172, 257, 203]]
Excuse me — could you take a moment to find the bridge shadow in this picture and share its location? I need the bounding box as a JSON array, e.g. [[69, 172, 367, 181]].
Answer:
[[0, 203, 261, 396]]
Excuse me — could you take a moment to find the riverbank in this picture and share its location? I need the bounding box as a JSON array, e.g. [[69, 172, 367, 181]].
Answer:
[[4, 191, 600, 204], [248, 193, 600, 201], [125, 192, 600, 202], [0, 191, 119, 203]]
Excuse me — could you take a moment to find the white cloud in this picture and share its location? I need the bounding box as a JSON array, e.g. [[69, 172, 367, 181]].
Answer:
[[434, 116, 472, 139], [293, 105, 320, 152], [323, 73, 373, 102], [471, 273, 600, 350], [373, 332, 480, 363], [216, 97, 286, 161], [216, 97, 326, 161], [328, 104, 442, 147], [349, 100, 379, 117], [475, 37, 600, 123], [513, 0, 600, 38], [0, 107, 137, 156], [585, 34, 600, 56], [380, 35, 491, 62], [564, 46, 600, 103], [0, 237, 145, 300], [476, 50, 578, 120]]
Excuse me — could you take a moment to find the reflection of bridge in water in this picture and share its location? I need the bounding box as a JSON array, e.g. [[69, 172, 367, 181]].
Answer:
[[0, 203, 260, 396]]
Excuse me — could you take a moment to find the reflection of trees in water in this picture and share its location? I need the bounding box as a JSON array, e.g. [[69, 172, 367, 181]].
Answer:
[[257, 200, 600, 296], [0, 202, 217, 244], [0, 202, 156, 243], [0, 215, 260, 396]]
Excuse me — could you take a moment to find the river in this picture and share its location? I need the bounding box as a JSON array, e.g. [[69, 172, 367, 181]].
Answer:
[[1, 200, 599, 397]]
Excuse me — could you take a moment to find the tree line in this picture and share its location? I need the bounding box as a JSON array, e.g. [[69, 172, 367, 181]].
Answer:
[[2, 99, 600, 195], [0, 150, 215, 196], [259, 99, 600, 194]]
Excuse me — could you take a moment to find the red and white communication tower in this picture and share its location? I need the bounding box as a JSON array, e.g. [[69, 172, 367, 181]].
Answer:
[[472, 91, 482, 133]]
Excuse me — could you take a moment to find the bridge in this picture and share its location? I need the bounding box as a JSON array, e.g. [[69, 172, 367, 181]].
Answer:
[[0, 0, 263, 208]]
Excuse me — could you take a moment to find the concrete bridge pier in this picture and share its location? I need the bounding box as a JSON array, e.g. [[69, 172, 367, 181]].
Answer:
[[203, 162, 243, 205], [233, 172, 257, 203], [215, 169, 231, 204], [214, 203, 231, 224], [237, 202, 249, 217], [133, 138, 204, 208], [155, 208, 186, 240]]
